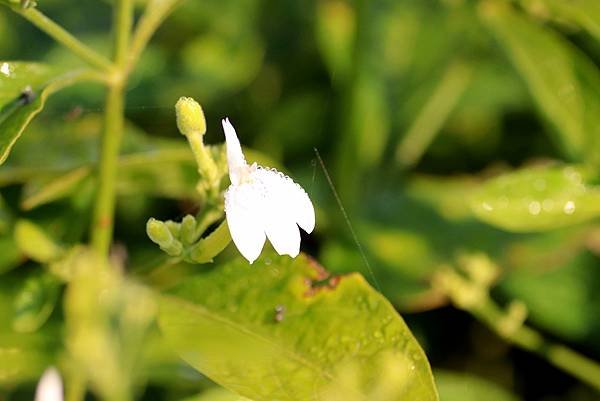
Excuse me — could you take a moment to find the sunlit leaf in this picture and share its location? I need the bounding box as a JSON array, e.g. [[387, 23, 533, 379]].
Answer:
[[0, 63, 101, 164], [470, 164, 600, 232], [159, 253, 438, 401]]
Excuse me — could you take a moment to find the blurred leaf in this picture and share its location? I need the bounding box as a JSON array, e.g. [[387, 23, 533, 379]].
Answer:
[[479, 1, 600, 162], [435, 371, 519, 401], [499, 251, 600, 345], [0, 235, 22, 275], [0, 276, 58, 386], [181, 32, 264, 99], [12, 272, 61, 333], [470, 164, 600, 232], [159, 253, 438, 401], [396, 62, 472, 167], [15, 219, 64, 262], [65, 248, 156, 401], [352, 75, 389, 169], [0, 63, 101, 164], [21, 166, 91, 210], [534, 0, 600, 41], [315, 0, 355, 84]]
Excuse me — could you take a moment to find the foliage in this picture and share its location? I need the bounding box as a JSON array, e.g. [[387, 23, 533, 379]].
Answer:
[[2, 0, 600, 400]]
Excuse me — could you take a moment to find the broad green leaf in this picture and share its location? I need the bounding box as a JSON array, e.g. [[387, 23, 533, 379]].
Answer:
[[12, 272, 61, 333], [470, 165, 600, 232], [158, 253, 438, 401], [479, 1, 600, 160], [15, 219, 64, 262], [0, 63, 100, 164], [435, 371, 520, 401]]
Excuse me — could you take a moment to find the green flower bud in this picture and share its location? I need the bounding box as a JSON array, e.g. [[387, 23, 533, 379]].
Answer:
[[175, 97, 206, 137], [180, 214, 197, 245], [147, 218, 174, 246], [165, 220, 181, 238]]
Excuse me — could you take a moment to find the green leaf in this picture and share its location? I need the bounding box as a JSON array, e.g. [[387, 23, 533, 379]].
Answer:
[[158, 253, 438, 401], [499, 251, 600, 345], [15, 219, 64, 262], [0, 63, 101, 165], [435, 371, 520, 401], [12, 272, 61, 333], [479, 1, 600, 161], [470, 165, 600, 232], [315, 0, 355, 84]]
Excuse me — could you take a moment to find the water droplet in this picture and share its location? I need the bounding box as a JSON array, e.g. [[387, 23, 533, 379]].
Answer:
[[0, 63, 10, 77], [542, 199, 555, 212], [528, 201, 541, 215], [481, 202, 493, 212], [563, 167, 582, 184], [264, 258, 272, 266], [564, 201, 576, 215]]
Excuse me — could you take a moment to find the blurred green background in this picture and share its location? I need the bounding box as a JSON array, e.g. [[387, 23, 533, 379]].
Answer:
[[3, 0, 600, 400]]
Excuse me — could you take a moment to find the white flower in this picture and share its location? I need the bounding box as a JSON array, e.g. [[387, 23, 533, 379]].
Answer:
[[35, 368, 63, 401], [222, 118, 315, 264]]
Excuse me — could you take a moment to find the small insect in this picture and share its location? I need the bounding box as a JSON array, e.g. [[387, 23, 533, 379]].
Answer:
[[274, 304, 286, 323]]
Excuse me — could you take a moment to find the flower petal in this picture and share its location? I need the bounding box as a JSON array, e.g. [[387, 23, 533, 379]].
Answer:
[[253, 167, 315, 233], [35, 368, 63, 401], [224, 184, 266, 264], [222, 118, 247, 186], [264, 212, 301, 257]]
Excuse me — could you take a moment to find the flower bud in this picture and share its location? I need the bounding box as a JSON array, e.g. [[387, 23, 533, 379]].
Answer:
[[175, 97, 206, 137], [180, 214, 197, 245]]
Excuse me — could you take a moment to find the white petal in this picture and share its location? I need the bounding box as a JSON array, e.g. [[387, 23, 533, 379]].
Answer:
[[286, 181, 315, 233], [35, 368, 63, 401], [222, 118, 247, 186], [252, 168, 308, 257], [264, 213, 301, 257], [224, 184, 266, 264], [253, 167, 315, 233]]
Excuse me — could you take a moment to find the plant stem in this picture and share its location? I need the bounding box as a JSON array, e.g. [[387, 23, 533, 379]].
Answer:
[[90, 0, 133, 256], [126, 0, 185, 74], [471, 298, 600, 392], [15, 7, 114, 72]]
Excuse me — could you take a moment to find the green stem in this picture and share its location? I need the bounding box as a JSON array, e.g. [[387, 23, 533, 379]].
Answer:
[[471, 297, 600, 392], [90, 0, 133, 256], [126, 0, 185, 74], [15, 7, 113, 72]]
